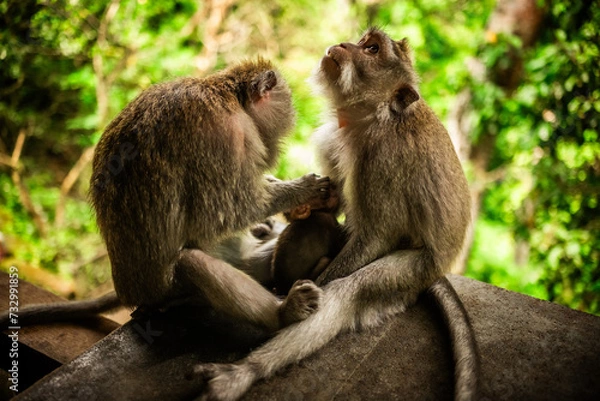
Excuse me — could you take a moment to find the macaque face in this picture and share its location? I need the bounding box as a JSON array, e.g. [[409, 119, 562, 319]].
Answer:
[[315, 28, 416, 106]]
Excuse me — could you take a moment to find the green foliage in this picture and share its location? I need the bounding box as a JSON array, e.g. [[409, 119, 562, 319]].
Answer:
[[468, 0, 600, 313], [467, 219, 546, 299], [0, 173, 101, 276], [528, 0, 600, 313]]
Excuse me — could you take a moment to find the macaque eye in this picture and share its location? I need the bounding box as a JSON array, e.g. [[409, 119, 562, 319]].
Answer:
[[366, 44, 379, 54]]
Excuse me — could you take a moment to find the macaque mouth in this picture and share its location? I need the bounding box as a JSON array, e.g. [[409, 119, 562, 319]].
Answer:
[[321, 54, 341, 79], [324, 54, 340, 67]]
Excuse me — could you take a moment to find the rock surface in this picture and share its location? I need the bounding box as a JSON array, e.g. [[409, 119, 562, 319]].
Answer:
[[14, 275, 600, 401]]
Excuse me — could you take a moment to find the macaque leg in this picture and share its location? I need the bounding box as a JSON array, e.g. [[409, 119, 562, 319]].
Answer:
[[189, 251, 426, 401], [316, 236, 382, 286], [174, 249, 321, 332]]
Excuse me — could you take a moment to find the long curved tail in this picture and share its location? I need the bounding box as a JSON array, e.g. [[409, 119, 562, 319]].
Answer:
[[0, 291, 122, 328], [429, 276, 481, 401]]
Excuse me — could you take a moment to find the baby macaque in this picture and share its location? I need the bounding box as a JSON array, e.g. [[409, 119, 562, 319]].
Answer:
[[271, 185, 346, 295]]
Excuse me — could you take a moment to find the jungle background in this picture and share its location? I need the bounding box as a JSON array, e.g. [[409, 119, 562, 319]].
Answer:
[[0, 0, 598, 315]]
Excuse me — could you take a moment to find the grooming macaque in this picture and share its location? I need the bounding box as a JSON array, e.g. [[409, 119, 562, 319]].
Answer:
[[190, 28, 479, 401], [1, 59, 330, 332], [271, 185, 346, 295]]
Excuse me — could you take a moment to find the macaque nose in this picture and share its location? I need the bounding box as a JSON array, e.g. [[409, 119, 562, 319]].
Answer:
[[326, 43, 347, 56]]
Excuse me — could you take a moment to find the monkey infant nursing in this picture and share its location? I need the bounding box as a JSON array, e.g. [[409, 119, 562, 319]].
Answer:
[[271, 186, 346, 295]]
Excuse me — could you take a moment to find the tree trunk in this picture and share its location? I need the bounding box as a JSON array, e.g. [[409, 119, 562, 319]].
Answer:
[[449, 0, 545, 273]]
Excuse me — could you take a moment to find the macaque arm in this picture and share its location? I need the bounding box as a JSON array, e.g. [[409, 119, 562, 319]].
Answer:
[[310, 257, 332, 280], [262, 174, 330, 219]]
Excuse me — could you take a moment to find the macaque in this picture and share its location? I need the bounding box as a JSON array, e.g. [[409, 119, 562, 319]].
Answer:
[[189, 29, 479, 401], [271, 185, 346, 295], [1, 59, 330, 333]]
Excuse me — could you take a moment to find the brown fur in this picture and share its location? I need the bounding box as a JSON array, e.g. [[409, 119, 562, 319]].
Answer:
[[3, 60, 330, 332]]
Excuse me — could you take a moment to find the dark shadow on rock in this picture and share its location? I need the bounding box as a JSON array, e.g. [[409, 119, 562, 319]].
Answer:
[[13, 276, 600, 401]]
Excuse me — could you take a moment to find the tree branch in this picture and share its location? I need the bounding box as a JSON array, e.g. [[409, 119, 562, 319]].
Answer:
[[10, 128, 48, 237], [54, 146, 96, 227], [194, 0, 235, 74], [0, 154, 13, 167], [450, 0, 546, 274], [55, 0, 122, 228], [70, 248, 109, 273]]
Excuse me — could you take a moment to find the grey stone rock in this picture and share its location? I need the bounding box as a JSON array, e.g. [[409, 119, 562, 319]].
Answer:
[[14, 275, 600, 401]]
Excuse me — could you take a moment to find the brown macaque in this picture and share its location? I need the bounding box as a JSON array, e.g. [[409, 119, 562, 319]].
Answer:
[[271, 185, 346, 295], [189, 29, 479, 401], [1, 59, 330, 333]]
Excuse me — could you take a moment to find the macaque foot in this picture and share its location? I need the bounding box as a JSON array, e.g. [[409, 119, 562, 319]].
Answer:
[[188, 362, 256, 401], [279, 280, 323, 327], [130, 305, 159, 320]]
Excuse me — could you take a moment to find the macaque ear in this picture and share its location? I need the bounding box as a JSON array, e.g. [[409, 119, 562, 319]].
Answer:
[[396, 38, 410, 53], [289, 204, 312, 220], [250, 70, 277, 102], [396, 38, 410, 52], [395, 38, 414, 63], [390, 85, 420, 114]]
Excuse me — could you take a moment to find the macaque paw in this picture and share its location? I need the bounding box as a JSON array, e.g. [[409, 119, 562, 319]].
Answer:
[[289, 204, 312, 220], [279, 280, 323, 326], [250, 218, 274, 239], [251, 70, 277, 102], [301, 173, 331, 201], [188, 363, 256, 401]]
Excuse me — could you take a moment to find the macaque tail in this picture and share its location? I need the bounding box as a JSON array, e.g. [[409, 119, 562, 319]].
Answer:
[[1, 291, 121, 328], [429, 276, 481, 401]]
